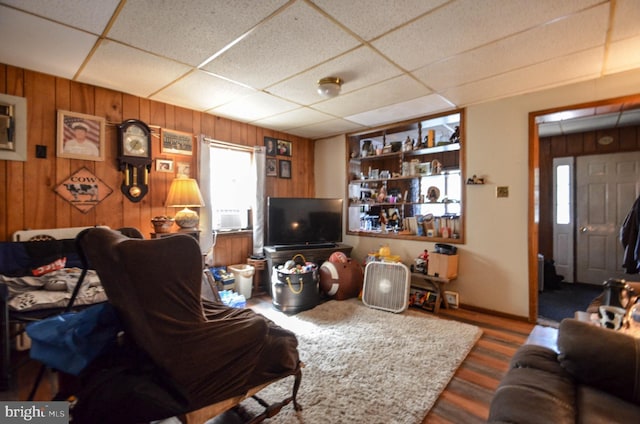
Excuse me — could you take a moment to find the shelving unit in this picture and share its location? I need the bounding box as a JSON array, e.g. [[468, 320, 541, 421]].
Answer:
[[346, 109, 465, 243]]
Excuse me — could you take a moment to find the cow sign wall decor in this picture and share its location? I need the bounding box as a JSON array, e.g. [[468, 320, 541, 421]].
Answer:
[[54, 167, 113, 213]]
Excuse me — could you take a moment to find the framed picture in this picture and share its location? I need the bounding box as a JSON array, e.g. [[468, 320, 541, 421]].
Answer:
[[156, 159, 174, 173], [161, 128, 193, 156], [266, 158, 277, 176], [444, 291, 459, 309], [279, 159, 291, 179], [57, 110, 105, 161], [176, 161, 191, 177], [0, 93, 27, 162], [277, 139, 292, 156], [264, 136, 277, 156]]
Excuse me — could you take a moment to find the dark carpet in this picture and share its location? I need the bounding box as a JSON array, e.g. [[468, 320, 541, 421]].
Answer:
[[538, 282, 603, 323]]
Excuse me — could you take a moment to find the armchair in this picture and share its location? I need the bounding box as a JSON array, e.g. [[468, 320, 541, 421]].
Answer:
[[74, 228, 302, 423]]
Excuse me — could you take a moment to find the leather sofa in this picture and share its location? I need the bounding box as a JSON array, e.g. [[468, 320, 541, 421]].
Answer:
[[488, 318, 640, 423]]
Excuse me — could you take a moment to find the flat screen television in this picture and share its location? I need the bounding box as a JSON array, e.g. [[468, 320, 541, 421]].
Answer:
[[266, 197, 343, 248]]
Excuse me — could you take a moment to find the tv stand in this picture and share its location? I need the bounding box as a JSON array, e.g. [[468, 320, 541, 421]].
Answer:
[[272, 242, 337, 251], [264, 243, 353, 291]]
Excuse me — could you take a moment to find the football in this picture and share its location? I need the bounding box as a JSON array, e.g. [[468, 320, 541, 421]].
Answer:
[[319, 258, 364, 300]]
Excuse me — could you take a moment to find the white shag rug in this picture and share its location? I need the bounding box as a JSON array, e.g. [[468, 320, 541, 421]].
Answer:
[[240, 299, 482, 424]]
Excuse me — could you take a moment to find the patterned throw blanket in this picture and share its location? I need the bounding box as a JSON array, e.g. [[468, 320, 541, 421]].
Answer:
[[1, 268, 106, 311]]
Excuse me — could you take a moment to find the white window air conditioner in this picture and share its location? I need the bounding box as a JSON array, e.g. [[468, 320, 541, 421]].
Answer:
[[215, 209, 244, 230]]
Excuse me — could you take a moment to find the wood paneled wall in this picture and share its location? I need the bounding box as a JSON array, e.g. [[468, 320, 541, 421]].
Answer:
[[0, 65, 315, 265], [538, 125, 640, 259]]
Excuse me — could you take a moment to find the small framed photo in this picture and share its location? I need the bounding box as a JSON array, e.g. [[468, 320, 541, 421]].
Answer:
[[176, 161, 191, 177], [57, 110, 105, 161], [444, 291, 459, 309], [266, 158, 277, 176], [277, 139, 292, 156], [264, 136, 277, 156], [156, 159, 174, 173], [279, 159, 291, 179], [161, 128, 193, 156]]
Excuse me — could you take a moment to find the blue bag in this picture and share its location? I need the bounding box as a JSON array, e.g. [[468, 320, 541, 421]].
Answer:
[[26, 303, 121, 375]]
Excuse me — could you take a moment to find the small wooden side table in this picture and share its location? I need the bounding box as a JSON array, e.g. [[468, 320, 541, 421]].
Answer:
[[150, 230, 200, 242]]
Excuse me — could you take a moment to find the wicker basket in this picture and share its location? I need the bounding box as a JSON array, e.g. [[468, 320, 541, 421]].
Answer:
[[151, 217, 174, 233]]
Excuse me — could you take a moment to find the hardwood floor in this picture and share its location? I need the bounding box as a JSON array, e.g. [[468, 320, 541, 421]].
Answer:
[[421, 307, 534, 423], [1, 296, 538, 423]]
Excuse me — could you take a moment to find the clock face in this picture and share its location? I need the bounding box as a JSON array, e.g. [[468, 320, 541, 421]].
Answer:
[[123, 124, 149, 157]]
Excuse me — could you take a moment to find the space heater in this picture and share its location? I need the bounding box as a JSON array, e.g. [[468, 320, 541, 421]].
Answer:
[[362, 261, 410, 313]]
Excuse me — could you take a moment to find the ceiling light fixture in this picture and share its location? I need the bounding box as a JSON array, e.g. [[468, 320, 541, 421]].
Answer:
[[598, 135, 614, 145], [317, 77, 343, 98]]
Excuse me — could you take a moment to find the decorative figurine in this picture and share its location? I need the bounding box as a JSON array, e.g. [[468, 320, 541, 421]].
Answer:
[[450, 126, 460, 143]]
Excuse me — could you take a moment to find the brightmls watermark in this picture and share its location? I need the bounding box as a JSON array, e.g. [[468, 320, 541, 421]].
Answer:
[[1, 402, 68, 423]]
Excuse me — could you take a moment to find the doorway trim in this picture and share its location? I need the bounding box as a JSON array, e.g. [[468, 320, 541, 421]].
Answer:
[[528, 94, 640, 322]]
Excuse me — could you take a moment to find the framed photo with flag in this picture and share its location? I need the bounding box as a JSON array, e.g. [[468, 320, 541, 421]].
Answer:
[[57, 110, 105, 161]]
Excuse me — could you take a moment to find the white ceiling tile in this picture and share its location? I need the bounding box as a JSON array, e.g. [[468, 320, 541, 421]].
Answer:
[[442, 48, 603, 106], [0, 6, 97, 79], [345, 94, 455, 126], [312, 75, 430, 117], [414, 4, 608, 91], [538, 122, 563, 137], [285, 118, 364, 139], [107, 0, 289, 66], [610, 0, 640, 41], [210, 91, 299, 123], [152, 70, 256, 111], [2, 0, 640, 139], [373, 0, 604, 71], [605, 35, 640, 74], [253, 108, 336, 131], [267, 46, 402, 105], [561, 113, 619, 133], [1, 0, 119, 33], [311, 0, 448, 40], [78, 40, 192, 98], [619, 109, 640, 126], [201, 0, 360, 89]]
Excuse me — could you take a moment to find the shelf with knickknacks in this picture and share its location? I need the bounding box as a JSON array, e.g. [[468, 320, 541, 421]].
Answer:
[[466, 174, 486, 185], [346, 109, 465, 243]]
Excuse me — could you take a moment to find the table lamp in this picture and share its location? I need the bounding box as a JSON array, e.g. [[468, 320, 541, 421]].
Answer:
[[165, 176, 205, 230]]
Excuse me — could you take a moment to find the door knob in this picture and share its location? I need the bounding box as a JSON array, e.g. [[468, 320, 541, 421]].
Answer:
[[580, 226, 588, 233]]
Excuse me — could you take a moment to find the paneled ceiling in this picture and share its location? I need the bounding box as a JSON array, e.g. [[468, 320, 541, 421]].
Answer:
[[1, 0, 640, 140]]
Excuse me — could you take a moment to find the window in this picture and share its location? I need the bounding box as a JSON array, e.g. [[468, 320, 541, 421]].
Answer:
[[209, 146, 254, 230], [555, 164, 571, 225]]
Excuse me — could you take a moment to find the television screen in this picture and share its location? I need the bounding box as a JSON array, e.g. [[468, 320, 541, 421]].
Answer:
[[266, 197, 343, 247]]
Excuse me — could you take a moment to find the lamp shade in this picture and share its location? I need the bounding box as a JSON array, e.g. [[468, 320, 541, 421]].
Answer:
[[166, 177, 205, 208], [165, 177, 205, 230]]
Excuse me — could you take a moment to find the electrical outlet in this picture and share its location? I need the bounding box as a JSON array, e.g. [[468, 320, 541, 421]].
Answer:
[[497, 186, 509, 198]]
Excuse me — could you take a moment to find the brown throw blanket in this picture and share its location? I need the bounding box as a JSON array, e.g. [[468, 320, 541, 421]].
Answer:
[[79, 228, 300, 412]]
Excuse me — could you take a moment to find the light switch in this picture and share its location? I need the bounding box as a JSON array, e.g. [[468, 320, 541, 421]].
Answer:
[[35, 145, 47, 158], [497, 186, 509, 198]]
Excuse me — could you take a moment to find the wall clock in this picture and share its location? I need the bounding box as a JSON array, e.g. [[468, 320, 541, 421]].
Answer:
[[117, 119, 152, 202]]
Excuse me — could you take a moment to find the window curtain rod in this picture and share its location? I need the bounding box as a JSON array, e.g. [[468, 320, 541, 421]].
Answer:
[[200, 135, 254, 152]]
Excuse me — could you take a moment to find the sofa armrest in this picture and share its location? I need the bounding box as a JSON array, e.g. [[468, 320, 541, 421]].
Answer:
[[558, 318, 640, 405], [488, 345, 575, 424]]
